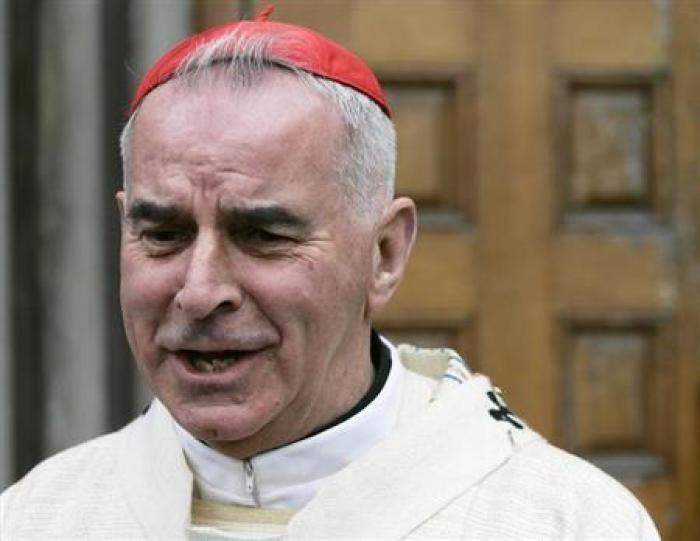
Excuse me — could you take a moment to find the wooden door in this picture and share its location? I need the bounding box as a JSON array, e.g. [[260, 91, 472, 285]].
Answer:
[[197, 1, 700, 538]]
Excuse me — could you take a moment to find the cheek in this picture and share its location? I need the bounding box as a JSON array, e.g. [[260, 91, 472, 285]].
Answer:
[[250, 256, 368, 335], [237, 259, 325, 336], [247, 265, 318, 316], [120, 254, 180, 334]]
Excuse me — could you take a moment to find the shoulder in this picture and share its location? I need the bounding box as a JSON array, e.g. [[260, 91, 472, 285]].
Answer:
[[501, 440, 643, 510], [387, 342, 659, 538], [3, 429, 122, 500], [1, 417, 144, 538], [469, 439, 659, 538]]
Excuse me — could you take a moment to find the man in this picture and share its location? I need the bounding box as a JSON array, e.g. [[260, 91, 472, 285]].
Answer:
[[2, 7, 658, 539]]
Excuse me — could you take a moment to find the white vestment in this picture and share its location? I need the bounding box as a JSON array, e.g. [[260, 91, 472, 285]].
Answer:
[[1, 345, 659, 540]]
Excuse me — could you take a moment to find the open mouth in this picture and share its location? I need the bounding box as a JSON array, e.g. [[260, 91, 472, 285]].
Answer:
[[181, 350, 245, 373]]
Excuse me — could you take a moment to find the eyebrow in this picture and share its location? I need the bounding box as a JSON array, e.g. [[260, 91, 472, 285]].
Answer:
[[222, 205, 310, 232], [126, 199, 310, 232], [126, 199, 189, 223]]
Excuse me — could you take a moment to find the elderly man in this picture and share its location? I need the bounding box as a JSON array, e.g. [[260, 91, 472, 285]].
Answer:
[[2, 8, 658, 540]]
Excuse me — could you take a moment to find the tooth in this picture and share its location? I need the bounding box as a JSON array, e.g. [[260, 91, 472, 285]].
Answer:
[[189, 352, 242, 372], [194, 359, 214, 372]]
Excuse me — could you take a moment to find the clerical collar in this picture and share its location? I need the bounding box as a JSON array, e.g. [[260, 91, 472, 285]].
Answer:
[[301, 329, 392, 439], [174, 333, 405, 509]]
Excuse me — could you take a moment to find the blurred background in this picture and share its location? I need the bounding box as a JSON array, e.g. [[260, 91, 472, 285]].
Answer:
[[1, 0, 699, 538]]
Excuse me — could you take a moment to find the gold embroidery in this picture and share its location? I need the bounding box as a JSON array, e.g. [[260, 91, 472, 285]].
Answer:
[[191, 498, 296, 527]]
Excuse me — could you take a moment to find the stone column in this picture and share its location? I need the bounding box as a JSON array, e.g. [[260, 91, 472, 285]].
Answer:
[[0, 0, 11, 490], [38, 0, 108, 455]]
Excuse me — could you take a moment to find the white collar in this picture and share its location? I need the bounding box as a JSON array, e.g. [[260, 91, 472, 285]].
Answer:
[[174, 338, 405, 509]]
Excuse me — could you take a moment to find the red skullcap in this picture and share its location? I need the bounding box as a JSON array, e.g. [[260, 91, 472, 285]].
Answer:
[[129, 5, 390, 117]]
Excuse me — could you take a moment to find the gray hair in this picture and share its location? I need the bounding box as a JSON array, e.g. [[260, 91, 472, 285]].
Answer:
[[120, 28, 396, 220]]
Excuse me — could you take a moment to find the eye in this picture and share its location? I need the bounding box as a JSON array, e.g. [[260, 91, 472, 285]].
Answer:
[[235, 228, 299, 253], [249, 229, 290, 243], [139, 228, 192, 254]]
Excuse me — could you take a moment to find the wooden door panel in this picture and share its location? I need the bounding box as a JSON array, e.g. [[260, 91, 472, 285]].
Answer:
[[557, 74, 673, 216], [556, 234, 675, 313], [559, 322, 675, 459], [554, 1, 668, 68], [568, 87, 653, 206], [383, 71, 477, 220], [352, 1, 476, 65], [389, 82, 458, 204], [567, 329, 652, 450]]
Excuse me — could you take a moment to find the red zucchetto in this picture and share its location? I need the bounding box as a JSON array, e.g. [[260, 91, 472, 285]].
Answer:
[[129, 4, 390, 117]]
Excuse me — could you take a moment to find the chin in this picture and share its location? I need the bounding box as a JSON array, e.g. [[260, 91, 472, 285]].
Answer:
[[170, 398, 273, 446]]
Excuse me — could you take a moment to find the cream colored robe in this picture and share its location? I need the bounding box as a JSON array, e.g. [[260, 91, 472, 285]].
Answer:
[[1, 346, 659, 540]]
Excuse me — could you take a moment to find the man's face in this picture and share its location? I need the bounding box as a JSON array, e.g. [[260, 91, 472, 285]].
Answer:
[[119, 71, 378, 456]]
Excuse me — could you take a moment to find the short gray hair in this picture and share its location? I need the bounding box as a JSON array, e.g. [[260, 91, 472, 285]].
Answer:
[[120, 28, 396, 220]]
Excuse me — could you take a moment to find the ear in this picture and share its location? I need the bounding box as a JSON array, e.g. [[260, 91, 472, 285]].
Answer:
[[366, 197, 418, 316]]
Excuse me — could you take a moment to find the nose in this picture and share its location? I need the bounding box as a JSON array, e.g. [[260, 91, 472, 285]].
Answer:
[[174, 231, 243, 320]]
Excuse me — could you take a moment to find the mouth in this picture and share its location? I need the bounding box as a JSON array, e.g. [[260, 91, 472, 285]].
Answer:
[[179, 350, 249, 373]]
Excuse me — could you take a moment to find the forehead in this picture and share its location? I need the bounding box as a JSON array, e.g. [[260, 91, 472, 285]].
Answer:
[[127, 69, 345, 204], [135, 67, 337, 130]]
